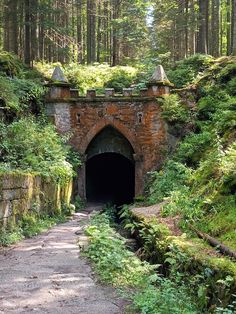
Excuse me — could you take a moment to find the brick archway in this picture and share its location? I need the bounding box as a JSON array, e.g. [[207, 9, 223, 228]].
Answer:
[[78, 117, 144, 202], [46, 94, 168, 201], [79, 117, 141, 156]]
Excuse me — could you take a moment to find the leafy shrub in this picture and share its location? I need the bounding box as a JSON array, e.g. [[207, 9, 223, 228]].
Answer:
[[167, 54, 213, 88], [0, 76, 19, 110], [0, 212, 67, 247], [0, 226, 23, 246], [211, 98, 236, 133], [160, 94, 190, 124], [175, 131, 213, 166], [0, 117, 74, 183], [197, 91, 232, 120], [168, 66, 196, 89], [84, 213, 155, 287], [147, 161, 191, 204], [133, 278, 197, 314], [0, 75, 45, 113], [35, 62, 138, 94], [84, 212, 198, 313], [162, 186, 203, 222], [227, 77, 236, 95], [217, 63, 236, 84], [104, 69, 134, 92], [0, 51, 24, 77], [73, 195, 86, 210]]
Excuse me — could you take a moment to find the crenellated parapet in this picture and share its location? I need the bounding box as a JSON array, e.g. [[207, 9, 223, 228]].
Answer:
[[46, 65, 172, 102]]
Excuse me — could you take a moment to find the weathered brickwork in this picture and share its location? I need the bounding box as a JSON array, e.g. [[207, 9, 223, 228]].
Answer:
[[45, 65, 173, 200]]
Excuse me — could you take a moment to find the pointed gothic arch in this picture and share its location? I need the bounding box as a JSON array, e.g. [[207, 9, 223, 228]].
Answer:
[[79, 117, 141, 155]]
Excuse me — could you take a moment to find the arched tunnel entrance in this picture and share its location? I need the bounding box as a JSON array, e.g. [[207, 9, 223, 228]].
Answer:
[[85, 126, 135, 205]]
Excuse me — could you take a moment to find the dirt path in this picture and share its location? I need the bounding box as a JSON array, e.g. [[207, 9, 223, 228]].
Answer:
[[0, 207, 127, 313]]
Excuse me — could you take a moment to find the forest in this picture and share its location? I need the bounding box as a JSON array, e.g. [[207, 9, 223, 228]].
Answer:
[[0, 1, 236, 314], [1, 0, 236, 65]]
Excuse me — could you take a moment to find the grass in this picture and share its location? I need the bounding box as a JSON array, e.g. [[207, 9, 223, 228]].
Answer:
[[0, 212, 68, 247]]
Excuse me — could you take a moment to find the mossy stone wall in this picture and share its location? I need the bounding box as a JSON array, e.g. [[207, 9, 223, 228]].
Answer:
[[0, 173, 72, 227]]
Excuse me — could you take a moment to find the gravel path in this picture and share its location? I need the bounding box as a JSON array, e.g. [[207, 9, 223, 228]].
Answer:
[[0, 207, 127, 313]]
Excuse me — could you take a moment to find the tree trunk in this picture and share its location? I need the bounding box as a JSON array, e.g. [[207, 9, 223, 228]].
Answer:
[[196, 0, 208, 54], [227, 0, 231, 55], [185, 0, 189, 57], [86, 0, 91, 63], [77, 0, 83, 63], [211, 0, 220, 57], [97, 0, 102, 62], [31, 0, 38, 62], [4, 0, 18, 55], [189, 0, 196, 55], [112, 0, 121, 66], [24, 0, 31, 66], [232, 0, 236, 54]]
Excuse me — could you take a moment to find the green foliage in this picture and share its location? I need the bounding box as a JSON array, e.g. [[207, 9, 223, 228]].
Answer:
[[147, 56, 236, 251], [102, 203, 117, 223], [0, 74, 45, 113], [167, 54, 214, 88], [226, 77, 236, 95], [66, 148, 82, 171], [162, 187, 203, 224], [217, 62, 236, 84], [18, 212, 66, 238], [73, 196, 86, 211], [160, 94, 190, 124], [84, 213, 155, 287], [0, 76, 19, 110], [0, 117, 74, 183], [0, 51, 44, 114], [35, 62, 138, 94], [0, 51, 24, 77], [132, 278, 197, 314], [0, 212, 67, 247], [215, 295, 236, 313], [104, 69, 134, 92], [0, 226, 23, 246], [147, 161, 191, 204], [84, 212, 198, 313], [138, 220, 170, 263], [197, 92, 234, 122], [175, 131, 213, 166]]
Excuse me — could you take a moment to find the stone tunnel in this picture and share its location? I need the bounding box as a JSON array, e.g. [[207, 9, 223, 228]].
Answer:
[[45, 65, 174, 205]]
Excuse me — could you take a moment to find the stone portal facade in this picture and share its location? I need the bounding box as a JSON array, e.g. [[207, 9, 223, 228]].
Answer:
[[45, 66, 173, 200]]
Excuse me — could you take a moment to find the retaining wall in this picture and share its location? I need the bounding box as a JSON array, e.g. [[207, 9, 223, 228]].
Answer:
[[0, 172, 72, 227]]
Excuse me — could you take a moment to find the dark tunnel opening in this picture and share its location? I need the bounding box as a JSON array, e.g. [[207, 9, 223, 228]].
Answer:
[[86, 153, 135, 206]]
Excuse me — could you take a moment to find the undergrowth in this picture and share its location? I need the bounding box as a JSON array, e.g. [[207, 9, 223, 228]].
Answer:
[[0, 51, 44, 114], [147, 56, 236, 248], [83, 212, 198, 313], [35, 62, 139, 94], [0, 117, 75, 183], [0, 204, 74, 247]]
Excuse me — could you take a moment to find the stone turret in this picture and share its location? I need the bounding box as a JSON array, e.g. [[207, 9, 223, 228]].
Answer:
[[47, 66, 71, 99], [146, 65, 173, 97]]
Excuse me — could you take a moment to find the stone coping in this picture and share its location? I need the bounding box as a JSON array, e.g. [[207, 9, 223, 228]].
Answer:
[[45, 96, 158, 103]]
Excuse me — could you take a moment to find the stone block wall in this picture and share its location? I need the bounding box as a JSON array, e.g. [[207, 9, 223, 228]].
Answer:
[[0, 173, 72, 227]]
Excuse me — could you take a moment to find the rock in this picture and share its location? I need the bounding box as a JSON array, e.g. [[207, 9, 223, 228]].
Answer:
[[77, 235, 90, 249]]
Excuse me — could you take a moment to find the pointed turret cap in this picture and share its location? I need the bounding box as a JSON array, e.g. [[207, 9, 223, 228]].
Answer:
[[148, 65, 172, 86], [51, 66, 68, 83]]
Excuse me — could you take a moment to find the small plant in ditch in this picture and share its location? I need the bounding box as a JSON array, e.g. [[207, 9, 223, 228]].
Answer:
[[82, 212, 199, 313]]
